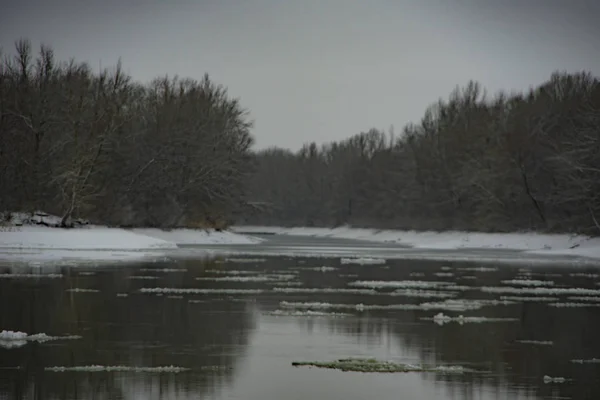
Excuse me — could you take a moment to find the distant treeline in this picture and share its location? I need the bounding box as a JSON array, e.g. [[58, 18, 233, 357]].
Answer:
[[0, 40, 254, 228], [243, 73, 600, 235]]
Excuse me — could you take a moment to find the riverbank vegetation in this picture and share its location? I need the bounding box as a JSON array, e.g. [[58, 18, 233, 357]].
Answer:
[[244, 73, 600, 235]]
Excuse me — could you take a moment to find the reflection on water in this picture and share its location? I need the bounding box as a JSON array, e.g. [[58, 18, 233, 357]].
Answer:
[[1, 255, 600, 400]]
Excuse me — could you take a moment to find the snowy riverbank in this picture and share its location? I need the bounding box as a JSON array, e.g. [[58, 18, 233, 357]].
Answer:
[[232, 226, 600, 260], [0, 213, 262, 264]]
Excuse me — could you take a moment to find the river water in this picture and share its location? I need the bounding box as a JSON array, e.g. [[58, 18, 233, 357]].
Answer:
[[1, 235, 599, 400]]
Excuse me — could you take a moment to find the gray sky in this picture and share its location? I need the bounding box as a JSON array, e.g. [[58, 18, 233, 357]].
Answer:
[[1, 0, 599, 150]]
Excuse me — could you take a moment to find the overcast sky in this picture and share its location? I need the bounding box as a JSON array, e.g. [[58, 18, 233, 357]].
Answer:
[[1, 0, 599, 149]]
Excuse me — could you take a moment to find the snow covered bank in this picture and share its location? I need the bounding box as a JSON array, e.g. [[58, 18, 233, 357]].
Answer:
[[0, 226, 177, 250], [132, 228, 263, 245], [232, 225, 600, 260]]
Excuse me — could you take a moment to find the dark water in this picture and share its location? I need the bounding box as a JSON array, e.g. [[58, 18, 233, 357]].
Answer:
[[1, 248, 600, 399]]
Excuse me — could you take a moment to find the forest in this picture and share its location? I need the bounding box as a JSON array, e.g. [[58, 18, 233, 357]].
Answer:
[[0, 40, 253, 229], [1, 40, 599, 234], [244, 74, 600, 235]]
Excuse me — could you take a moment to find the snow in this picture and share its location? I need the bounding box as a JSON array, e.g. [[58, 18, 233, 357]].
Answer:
[[0, 226, 176, 250], [233, 225, 600, 260], [132, 228, 263, 245], [0, 214, 263, 263]]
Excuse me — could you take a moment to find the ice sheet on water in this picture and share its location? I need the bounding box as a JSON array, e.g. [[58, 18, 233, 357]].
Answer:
[[388, 289, 457, 299], [0, 273, 62, 279], [567, 296, 600, 302], [140, 287, 264, 295], [340, 257, 386, 265], [225, 258, 267, 263], [423, 312, 518, 325], [548, 302, 600, 308], [500, 296, 559, 302], [116, 293, 128, 297], [571, 358, 600, 364], [128, 275, 160, 280], [66, 288, 99, 293], [196, 275, 290, 282], [264, 310, 351, 318], [45, 365, 190, 373], [501, 279, 554, 286], [569, 272, 599, 278], [0, 330, 81, 349], [204, 269, 261, 275], [280, 298, 508, 312], [543, 375, 566, 384], [516, 340, 553, 345], [480, 286, 600, 296], [349, 280, 455, 289], [272, 287, 378, 295], [78, 271, 96, 276], [434, 272, 454, 277], [457, 267, 498, 272], [138, 268, 187, 273], [303, 266, 337, 272]]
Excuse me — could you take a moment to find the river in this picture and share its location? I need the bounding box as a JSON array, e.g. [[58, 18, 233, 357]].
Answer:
[[1, 234, 599, 400]]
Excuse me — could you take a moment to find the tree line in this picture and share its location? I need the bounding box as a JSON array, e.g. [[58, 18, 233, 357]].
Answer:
[[0, 39, 254, 228], [243, 73, 600, 235]]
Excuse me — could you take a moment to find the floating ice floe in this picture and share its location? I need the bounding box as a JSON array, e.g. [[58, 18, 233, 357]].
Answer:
[[457, 267, 498, 272], [440, 266, 452, 271], [264, 310, 351, 317], [66, 288, 99, 293], [225, 258, 267, 263], [548, 302, 600, 308], [571, 358, 600, 364], [501, 279, 554, 286], [434, 272, 454, 277], [0, 273, 62, 279], [195, 274, 294, 282], [138, 268, 187, 273], [349, 280, 455, 289], [272, 287, 378, 295], [409, 272, 426, 277], [516, 340, 553, 346], [569, 273, 599, 278], [543, 375, 566, 384], [128, 275, 160, 280], [567, 296, 600, 302], [499, 296, 559, 302], [340, 257, 386, 265], [116, 293, 128, 298], [45, 365, 190, 373], [78, 271, 96, 276], [0, 330, 81, 349], [423, 312, 518, 325], [280, 298, 510, 312], [304, 266, 337, 272], [140, 287, 263, 295], [480, 286, 600, 296], [388, 289, 457, 299], [204, 269, 261, 275]]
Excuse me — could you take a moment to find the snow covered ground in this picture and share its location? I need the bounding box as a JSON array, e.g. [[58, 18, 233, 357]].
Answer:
[[232, 225, 600, 260], [0, 212, 262, 264]]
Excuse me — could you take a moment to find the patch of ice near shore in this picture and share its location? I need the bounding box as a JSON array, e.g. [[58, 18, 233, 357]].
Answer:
[[45, 365, 189, 373], [424, 312, 518, 325], [195, 274, 294, 282], [349, 280, 455, 289], [340, 257, 386, 265], [500, 296, 559, 302], [548, 302, 600, 308], [273, 287, 378, 295]]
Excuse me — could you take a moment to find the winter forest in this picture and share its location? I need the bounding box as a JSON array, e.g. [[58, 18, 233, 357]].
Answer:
[[1, 40, 599, 235]]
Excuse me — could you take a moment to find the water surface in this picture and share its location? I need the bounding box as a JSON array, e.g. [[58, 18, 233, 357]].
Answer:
[[1, 237, 600, 400]]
